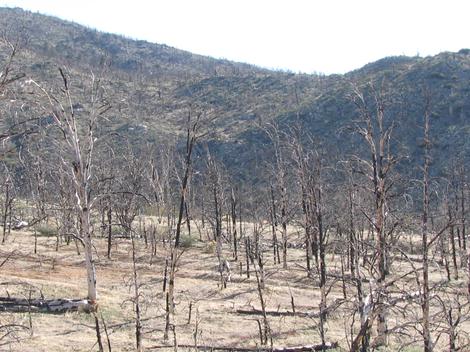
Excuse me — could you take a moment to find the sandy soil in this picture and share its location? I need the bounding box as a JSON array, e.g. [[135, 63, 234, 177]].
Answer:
[[0, 225, 469, 351]]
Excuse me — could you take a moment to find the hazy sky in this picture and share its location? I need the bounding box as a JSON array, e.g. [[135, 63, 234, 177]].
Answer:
[[1, 0, 469, 74]]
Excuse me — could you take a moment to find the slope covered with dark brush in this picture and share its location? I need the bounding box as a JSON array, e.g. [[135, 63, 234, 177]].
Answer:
[[1, 7, 469, 181]]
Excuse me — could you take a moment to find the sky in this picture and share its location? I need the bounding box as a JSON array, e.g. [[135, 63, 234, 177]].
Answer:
[[0, 0, 469, 74]]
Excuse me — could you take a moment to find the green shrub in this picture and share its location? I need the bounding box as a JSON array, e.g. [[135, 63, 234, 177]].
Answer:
[[36, 224, 57, 237], [180, 235, 196, 248]]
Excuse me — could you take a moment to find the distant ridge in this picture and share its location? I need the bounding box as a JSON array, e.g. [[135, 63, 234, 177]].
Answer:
[[0, 6, 469, 180]]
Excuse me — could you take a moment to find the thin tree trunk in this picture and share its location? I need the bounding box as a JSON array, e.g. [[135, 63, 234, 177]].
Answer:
[[2, 180, 10, 244], [184, 200, 191, 238], [107, 207, 112, 259], [348, 187, 356, 277], [269, 185, 279, 264], [231, 188, 238, 261], [281, 187, 288, 269], [421, 104, 432, 352], [254, 264, 270, 346], [448, 201, 459, 280], [130, 230, 142, 352]]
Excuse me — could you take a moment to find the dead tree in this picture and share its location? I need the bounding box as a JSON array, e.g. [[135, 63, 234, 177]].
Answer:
[[420, 93, 432, 352], [206, 150, 223, 242], [0, 35, 32, 155], [269, 184, 281, 264], [19, 137, 52, 253], [92, 145, 116, 259], [0, 35, 25, 94], [129, 227, 143, 352], [289, 133, 331, 345], [253, 259, 272, 347], [205, 150, 231, 288], [445, 182, 460, 280], [1, 165, 14, 244], [113, 141, 148, 242], [264, 123, 290, 269], [349, 82, 402, 348], [31, 67, 110, 307], [290, 136, 318, 275], [165, 109, 204, 339], [230, 187, 239, 261], [0, 36, 28, 234], [435, 290, 470, 351], [459, 166, 470, 299]]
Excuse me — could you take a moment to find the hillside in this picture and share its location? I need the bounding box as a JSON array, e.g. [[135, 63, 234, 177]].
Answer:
[[1, 6, 469, 179], [2, 8, 470, 352]]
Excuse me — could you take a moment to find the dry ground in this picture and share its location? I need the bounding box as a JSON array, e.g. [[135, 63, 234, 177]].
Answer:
[[0, 224, 469, 351]]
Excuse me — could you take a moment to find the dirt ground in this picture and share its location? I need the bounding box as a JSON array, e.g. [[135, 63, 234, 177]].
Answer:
[[0, 225, 469, 351]]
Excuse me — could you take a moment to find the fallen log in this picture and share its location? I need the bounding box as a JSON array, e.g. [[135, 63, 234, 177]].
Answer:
[[236, 299, 344, 319], [147, 342, 338, 351], [0, 297, 95, 313], [237, 308, 311, 317]]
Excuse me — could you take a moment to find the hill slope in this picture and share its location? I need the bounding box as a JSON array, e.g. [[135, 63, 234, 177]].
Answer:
[[1, 7, 469, 180]]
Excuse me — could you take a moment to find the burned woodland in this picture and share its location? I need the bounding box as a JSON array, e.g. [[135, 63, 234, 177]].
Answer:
[[0, 7, 470, 352]]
